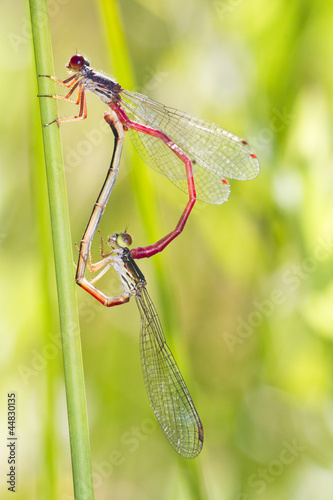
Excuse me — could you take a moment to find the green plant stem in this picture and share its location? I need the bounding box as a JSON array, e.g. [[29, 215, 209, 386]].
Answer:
[[29, 1, 94, 498]]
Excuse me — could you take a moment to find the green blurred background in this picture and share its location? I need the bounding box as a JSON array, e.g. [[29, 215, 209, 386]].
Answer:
[[2, 0, 333, 498]]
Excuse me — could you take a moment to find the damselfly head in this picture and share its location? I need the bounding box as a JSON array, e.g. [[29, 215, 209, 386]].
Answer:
[[66, 54, 90, 72], [106, 232, 132, 249]]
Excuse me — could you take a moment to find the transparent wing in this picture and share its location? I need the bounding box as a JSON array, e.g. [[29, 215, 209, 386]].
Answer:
[[120, 89, 259, 204], [136, 288, 203, 459], [127, 124, 230, 204]]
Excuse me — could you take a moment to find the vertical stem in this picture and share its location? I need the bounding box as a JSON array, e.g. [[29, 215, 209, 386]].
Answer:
[[29, 1, 94, 498]]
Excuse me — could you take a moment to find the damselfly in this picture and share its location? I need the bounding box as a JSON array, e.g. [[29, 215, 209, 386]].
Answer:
[[78, 231, 203, 459], [39, 55, 260, 259]]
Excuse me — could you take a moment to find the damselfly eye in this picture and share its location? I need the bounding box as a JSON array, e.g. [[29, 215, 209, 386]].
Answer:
[[117, 233, 132, 248], [69, 54, 86, 70]]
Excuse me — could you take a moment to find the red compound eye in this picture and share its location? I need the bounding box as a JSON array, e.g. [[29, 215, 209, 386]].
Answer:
[[69, 54, 86, 70]]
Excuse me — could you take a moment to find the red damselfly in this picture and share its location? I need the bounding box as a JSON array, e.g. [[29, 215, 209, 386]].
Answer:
[[40, 54, 259, 259]]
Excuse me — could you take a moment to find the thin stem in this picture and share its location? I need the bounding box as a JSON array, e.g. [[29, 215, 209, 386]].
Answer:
[[29, 0, 94, 498]]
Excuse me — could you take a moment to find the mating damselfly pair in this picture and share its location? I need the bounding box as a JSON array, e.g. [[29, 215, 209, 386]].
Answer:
[[39, 54, 259, 458]]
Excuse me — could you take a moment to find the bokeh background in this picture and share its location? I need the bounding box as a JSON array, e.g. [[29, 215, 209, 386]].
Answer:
[[2, 0, 333, 498]]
